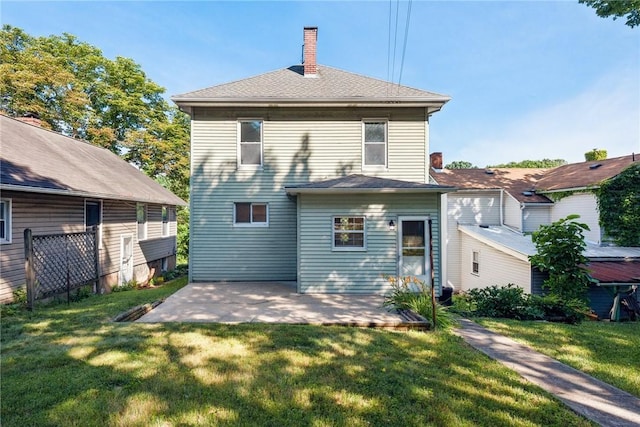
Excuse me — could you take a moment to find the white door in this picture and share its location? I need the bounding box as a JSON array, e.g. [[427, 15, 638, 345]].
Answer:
[[120, 234, 134, 284], [398, 217, 431, 289]]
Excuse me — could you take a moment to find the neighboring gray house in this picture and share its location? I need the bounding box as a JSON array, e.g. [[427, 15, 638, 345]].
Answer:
[[0, 115, 186, 303], [173, 27, 455, 294]]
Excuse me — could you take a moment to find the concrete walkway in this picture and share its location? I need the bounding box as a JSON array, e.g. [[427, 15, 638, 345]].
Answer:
[[137, 281, 406, 326], [455, 319, 640, 427]]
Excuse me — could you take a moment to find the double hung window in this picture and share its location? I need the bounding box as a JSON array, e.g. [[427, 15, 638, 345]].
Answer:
[[239, 120, 263, 167], [0, 199, 11, 244], [363, 121, 387, 168], [136, 203, 147, 241]]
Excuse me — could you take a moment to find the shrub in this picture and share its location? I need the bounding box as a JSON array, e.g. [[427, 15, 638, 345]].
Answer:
[[530, 294, 588, 324], [465, 284, 542, 320], [382, 275, 457, 330]]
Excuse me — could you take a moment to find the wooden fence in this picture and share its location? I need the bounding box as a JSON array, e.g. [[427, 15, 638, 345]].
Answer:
[[24, 227, 100, 309]]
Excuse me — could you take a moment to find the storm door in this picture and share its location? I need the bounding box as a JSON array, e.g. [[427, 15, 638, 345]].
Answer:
[[398, 217, 430, 287]]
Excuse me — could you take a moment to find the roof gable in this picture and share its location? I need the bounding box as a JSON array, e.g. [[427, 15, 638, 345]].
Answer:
[[535, 155, 638, 192], [172, 65, 450, 109], [0, 115, 186, 206], [431, 168, 551, 203]]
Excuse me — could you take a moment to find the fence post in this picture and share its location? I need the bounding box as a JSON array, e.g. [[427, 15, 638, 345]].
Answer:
[[24, 229, 35, 310], [93, 226, 100, 294]]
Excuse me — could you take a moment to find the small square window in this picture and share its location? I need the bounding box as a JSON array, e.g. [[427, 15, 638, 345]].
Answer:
[[234, 203, 268, 226], [333, 216, 366, 251]]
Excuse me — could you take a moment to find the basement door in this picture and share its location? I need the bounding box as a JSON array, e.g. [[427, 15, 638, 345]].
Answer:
[[120, 234, 134, 284], [398, 217, 430, 286]]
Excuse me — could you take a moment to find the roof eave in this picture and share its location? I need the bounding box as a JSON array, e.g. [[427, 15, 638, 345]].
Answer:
[[285, 186, 456, 195], [0, 184, 187, 206], [172, 97, 450, 110]]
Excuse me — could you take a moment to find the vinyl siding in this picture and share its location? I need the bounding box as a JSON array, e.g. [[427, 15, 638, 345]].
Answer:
[[296, 193, 441, 294], [444, 191, 501, 289], [504, 193, 522, 230], [0, 191, 178, 302], [459, 232, 532, 293], [190, 107, 432, 283], [523, 205, 551, 233], [550, 193, 601, 244]]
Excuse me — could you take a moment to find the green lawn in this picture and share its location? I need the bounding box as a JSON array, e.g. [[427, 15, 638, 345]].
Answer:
[[475, 318, 640, 398], [1, 280, 595, 427]]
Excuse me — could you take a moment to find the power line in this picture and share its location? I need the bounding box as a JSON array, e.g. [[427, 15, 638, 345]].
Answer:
[[397, 0, 413, 91]]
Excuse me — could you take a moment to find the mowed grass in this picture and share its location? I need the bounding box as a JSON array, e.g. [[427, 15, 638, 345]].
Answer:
[[476, 318, 640, 398], [1, 280, 595, 427]]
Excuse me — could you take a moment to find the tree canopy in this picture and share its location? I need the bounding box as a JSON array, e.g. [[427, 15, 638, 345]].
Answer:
[[444, 160, 477, 169], [579, 0, 640, 28], [584, 149, 607, 161], [596, 163, 640, 246], [0, 25, 190, 200], [487, 159, 567, 168]]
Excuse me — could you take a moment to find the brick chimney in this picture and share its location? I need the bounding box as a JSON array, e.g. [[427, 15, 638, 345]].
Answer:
[[17, 113, 42, 127], [303, 27, 318, 77], [430, 152, 443, 170]]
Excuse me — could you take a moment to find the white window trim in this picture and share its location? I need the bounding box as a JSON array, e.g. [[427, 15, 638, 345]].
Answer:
[[472, 250, 480, 276], [84, 199, 103, 249], [233, 202, 269, 227], [136, 203, 148, 241], [237, 119, 264, 169], [0, 198, 12, 244], [362, 119, 388, 171], [161, 205, 169, 237], [332, 215, 367, 252]]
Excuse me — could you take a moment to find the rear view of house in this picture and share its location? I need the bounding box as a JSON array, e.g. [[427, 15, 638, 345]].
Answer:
[[173, 27, 455, 294], [0, 115, 186, 303]]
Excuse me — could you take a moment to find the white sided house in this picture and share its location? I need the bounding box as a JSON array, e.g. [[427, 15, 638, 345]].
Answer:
[[173, 27, 455, 294], [430, 153, 639, 318], [0, 115, 186, 303]]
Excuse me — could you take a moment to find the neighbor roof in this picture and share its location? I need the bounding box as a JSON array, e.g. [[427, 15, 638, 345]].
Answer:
[[431, 168, 551, 203], [535, 155, 638, 192], [172, 65, 450, 111], [587, 261, 640, 284], [285, 174, 456, 195], [0, 115, 186, 206]]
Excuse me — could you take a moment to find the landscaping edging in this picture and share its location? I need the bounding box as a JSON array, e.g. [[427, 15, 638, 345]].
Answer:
[[113, 299, 165, 322]]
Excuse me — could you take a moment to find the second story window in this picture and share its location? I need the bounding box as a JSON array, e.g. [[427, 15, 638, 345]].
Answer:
[[162, 206, 169, 237], [472, 250, 480, 275], [239, 120, 263, 167], [0, 199, 11, 244], [363, 121, 387, 168]]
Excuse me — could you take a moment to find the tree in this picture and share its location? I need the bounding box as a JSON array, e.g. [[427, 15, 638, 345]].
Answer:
[[596, 163, 640, 246], [445, 160, 476, 169], [529, 215, 594, 303], [584, 148, 607, 161], [579, 0, 640, 28], [488, 159, 567, 168]]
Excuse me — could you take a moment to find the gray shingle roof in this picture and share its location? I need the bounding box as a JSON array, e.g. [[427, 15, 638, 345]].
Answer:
[[0, 115, 186, 206], [285, 174, 455, 194], [172, 65, 450, 107]]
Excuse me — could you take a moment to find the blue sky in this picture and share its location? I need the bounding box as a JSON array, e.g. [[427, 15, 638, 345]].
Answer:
[[3, 0, 639, 166]]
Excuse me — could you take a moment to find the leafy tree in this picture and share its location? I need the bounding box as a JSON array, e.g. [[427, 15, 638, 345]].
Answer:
[[529, 215, 594, 303], [487, 159, 567, 168], [1, 25, 191, 260], [579, 0, 640, 28], [445, 160, 476, 169], [584, 148, 607, 161], [596, 163, 640, 246]]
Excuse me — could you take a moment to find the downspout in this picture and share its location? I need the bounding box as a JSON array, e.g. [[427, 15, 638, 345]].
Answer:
[[500, 189, 504, 226]]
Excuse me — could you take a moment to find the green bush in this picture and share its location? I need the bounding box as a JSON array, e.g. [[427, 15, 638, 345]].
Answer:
[[382, 275, 457, 330], [466, 284, 542, 320], [530, 294, 588, 324]]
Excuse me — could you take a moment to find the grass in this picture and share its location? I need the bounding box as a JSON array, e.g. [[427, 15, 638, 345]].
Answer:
[[475, 318, 640, 398], [1, 279, 596, 427]]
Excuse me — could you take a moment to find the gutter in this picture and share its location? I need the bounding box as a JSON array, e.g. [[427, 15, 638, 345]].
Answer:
[[0, 184, 187, 206]]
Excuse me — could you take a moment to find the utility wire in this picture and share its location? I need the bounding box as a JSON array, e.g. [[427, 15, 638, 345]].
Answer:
[[397, 0, 412, 91], [386, 0, 393, 86], [391, 0, 401, 85]]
